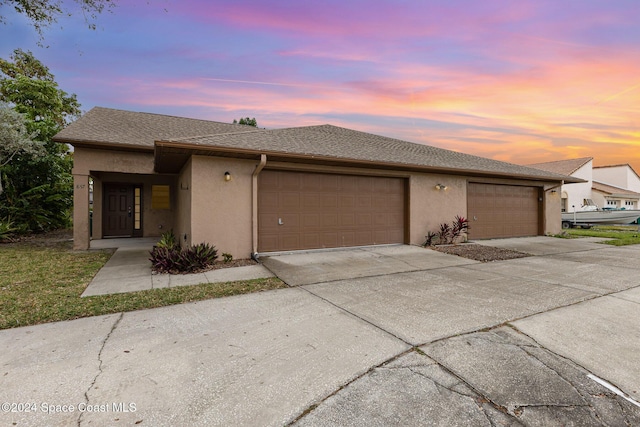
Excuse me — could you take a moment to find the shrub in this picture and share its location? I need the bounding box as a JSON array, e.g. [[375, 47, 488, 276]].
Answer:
[[150, 242, 218, 274], [156, 229, 179, 250], [423, 215, 470, 246], [0, 217, 17, 241], [222, 252, 233, 263]]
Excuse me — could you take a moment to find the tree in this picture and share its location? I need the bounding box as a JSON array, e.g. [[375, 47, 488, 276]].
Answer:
[[0, 0, 116, 41], [233, 117, 258, 127], [0, 104, 43, 195], [0, 49, 78, 232]]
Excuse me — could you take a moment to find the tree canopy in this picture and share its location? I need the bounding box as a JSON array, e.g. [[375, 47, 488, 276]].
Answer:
[[0, 0, 116, 40], [233, 117, 258, 127], [0, 49, 77, 232]]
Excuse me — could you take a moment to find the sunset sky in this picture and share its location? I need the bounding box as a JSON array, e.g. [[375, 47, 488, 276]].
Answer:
[[2, 0, 640, 172]]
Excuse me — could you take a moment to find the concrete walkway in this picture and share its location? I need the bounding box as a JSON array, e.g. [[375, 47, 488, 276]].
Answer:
[[83, 238, 274, 296], [1, 237, 639, 426]]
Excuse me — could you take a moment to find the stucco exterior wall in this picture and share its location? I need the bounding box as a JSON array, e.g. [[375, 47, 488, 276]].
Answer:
[[544, 186, 562, 235], [408, 173, 467, 245], [176, 158, 193, 247], [594, 165, 640, 193], [72, 147, 155, 175], [190, 156, 255, 258], [562, 161, 594, 211]]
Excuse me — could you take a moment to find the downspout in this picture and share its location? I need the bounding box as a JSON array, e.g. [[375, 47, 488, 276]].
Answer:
[[251, 154, 267, 260]]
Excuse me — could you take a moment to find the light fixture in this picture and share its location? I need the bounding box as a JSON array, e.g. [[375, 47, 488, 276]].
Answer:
[[435, 184, 448, 191], [224, 171, 231, 182], [550, 190, 557, 194]]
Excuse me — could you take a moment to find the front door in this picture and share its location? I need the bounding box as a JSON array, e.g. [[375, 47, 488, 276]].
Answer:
[[103, 183, 134, 237]]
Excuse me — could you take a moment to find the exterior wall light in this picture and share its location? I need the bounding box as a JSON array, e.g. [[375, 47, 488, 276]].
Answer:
[[435, 184, 448, 191], [224, 171, 232, 182]]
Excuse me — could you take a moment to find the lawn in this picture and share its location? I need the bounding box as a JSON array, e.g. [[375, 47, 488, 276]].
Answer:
[[0, 238, 286, 330], [563, 225, 640, 246]]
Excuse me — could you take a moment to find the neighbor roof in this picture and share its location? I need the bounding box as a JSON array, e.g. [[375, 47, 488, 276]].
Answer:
[[53, 107, 259, 150], [592, 181, 640, 198], [527, 157, 592, 176], [158, 123, 582, 182]]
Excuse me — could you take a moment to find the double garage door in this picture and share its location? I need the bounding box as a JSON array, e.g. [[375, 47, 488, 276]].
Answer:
[[258, 170, 405, 252], [467, 183, 542, 239]]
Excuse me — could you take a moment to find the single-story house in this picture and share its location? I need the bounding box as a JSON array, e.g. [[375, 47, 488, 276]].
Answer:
[[529, 157, 640, 212], [54, 107, 579, 257]]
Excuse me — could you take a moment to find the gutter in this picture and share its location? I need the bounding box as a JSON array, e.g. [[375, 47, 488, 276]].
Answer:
[[251, 154, 267, 260]]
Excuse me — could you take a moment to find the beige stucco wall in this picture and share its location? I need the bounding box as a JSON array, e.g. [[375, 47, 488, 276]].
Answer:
[[176, 158, 193, 247], [72, 147, 155, 175], [189, 156, 255, 258], [544, 185, 562, 235], [408, 173, 467, 245]]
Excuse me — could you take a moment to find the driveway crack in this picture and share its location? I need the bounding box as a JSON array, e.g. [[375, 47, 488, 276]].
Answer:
[[77, 312, 124, 427]]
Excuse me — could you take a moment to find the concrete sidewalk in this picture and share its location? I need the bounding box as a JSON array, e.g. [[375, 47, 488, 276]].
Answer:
[[83, 239, 274, 296], [1, 237, 639, 426]]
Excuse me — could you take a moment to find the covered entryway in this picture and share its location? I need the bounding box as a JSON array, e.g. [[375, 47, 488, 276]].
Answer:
[[467, 183, 541, 239], [258, 170, 406, 252], [103, 183, 143, 238]]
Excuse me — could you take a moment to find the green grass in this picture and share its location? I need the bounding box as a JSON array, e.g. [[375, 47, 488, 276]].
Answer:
[[563, 225, 640, 246], [0, 244, 286, 330]]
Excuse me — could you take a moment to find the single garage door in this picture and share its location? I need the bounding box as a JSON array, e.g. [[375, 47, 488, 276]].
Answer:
[[467, 183, 541, 239], [258, 170, 405, 252]]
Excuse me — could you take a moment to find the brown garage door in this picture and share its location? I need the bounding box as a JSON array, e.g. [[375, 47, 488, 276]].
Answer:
[[467, 183, 541, 239], [258, 170, 405, 252]]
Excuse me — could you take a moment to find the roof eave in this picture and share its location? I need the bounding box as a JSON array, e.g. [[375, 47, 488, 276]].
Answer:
[[54, 137, 154, 153], [155, 140, 580, 183]]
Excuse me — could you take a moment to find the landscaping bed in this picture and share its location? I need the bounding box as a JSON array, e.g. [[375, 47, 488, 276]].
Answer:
[[430, 243, 530, 262]]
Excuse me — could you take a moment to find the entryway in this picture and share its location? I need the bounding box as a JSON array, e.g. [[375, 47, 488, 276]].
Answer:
[[103, 183, 142, 238]]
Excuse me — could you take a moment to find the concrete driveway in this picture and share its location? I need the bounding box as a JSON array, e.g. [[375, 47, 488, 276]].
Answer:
[[2, 237, 639, 426]]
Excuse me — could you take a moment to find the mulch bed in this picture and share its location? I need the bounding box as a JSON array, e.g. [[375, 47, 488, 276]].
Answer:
[[429, 243, 531, 262]]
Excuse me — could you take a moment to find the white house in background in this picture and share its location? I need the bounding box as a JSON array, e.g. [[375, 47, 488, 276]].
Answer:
[[593, 164, 640, 194], [528, 158, 640, 212]]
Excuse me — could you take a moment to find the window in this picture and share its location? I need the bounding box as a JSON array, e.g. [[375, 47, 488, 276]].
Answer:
[[134, 187, 142, 230], [151, 185, 170, 210], [561, 198, 568, 212], [625, 200, 635, 207], [606, 200, 618, 207]]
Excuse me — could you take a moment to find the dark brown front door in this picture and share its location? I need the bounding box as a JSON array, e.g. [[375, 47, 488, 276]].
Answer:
[[103, 184, 134, 237], [258, 170, 406, 252]]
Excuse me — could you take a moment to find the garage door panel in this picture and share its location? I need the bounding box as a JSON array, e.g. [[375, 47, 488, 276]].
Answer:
[[320, 195, 338, 208], [259, 170, 405, 251], [339, 213, 356, 227], [468, 183, 540, 239], [280, 193, 300, 209]]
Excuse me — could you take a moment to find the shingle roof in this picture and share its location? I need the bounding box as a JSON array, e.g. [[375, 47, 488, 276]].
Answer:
[[592, 181, 640, 197], [527, 157, 593, 176], [53, 106, 257, 149], [162, 124, 580, 181], [54, 106, 580, 182]]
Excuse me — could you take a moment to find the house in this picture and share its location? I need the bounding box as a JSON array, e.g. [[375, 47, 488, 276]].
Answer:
[[528, 158, 640, 212], [593, 164, 640, 209], [54, 107, 578, 257]]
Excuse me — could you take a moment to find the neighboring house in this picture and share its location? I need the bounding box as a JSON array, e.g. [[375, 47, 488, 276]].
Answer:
[[54, 107, 578, 256], [594, 164, 640, 197], [529, 158, 640, 212]]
